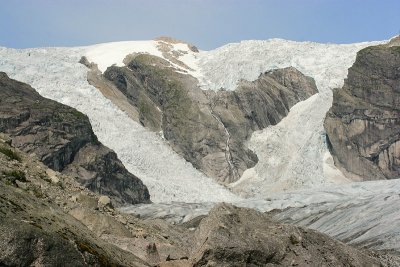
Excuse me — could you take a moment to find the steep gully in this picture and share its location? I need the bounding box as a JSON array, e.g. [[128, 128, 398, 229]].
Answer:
[[206, 91, 240, 181]]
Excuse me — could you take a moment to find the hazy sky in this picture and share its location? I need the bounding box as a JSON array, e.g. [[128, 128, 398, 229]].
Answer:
[[1, 0, 399, 50]]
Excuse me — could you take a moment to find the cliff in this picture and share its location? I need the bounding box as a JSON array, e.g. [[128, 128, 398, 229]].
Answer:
[[324, 42, 400, 180]]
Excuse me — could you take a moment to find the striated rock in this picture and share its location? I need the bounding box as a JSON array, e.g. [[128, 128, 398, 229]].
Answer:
[[100, 54, 317, 183], [324, 43, 400, 180], [0, 72, 150, 205]]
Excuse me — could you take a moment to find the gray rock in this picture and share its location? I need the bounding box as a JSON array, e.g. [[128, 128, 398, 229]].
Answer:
[[101, 55, 317, 183], [0, 72, 150, 205], [324, 43, 400, 180], [188, 203, 383, 266]]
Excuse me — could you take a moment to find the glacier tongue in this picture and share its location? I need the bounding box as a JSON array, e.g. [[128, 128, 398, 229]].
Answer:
[[1, 37, 399, 252], [0, 46, 240, 203], [196, 39, 383, 196], [0, 38, 384, 201], [123, 179, 400, 251]]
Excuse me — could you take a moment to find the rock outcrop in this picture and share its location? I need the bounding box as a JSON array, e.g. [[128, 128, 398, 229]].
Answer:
[[0, 72, 150, 205], [91, 54, 317, 183], [324, 42, 400, 180], [177, 204, 388, 266]]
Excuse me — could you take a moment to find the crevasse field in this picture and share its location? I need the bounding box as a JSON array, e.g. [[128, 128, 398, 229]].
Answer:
[[1, 38, 399, 250]]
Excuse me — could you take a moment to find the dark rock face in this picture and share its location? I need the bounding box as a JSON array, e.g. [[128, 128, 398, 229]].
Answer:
[[64, 144, 149, 206], [0, 72, 150, 205], [101, 55, 317, 183], [0, 217, 88, 267], [324, 44, 400, 180], [187, 204, 382, 267]]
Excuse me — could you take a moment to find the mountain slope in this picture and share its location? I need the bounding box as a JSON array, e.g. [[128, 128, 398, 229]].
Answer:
[[0, 44, 239, 203], [0, 37, 383, 201], [95, 53, 317, 183], [204, 39, 383, 196], [325, 42, 400, 180], [0, 72, 149, 206], [0, 135, 149, 266]]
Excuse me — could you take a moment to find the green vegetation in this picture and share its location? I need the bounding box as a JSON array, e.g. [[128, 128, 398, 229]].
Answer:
[[71, 109, 86, 120], [52, 109, 86, 123], [290, 234, 300, 245], [0, 146, 21, 162], [138, 96, 152, 117], [32, 186, 45, 198], [3, 170, 27, 183], [56, 180, 65, 189]]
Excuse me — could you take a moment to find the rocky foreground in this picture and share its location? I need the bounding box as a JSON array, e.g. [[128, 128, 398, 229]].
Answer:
[[325, 38, 400, 180], [1, 134, 398, 266]]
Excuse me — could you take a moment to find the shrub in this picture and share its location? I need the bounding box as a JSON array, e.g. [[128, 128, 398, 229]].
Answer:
[[71, 110, 86, 120], [3, 170, 26, 183], [0, 146, 21, 162]]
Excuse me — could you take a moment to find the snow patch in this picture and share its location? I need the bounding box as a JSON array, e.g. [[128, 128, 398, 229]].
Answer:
[[85, 40, 163, 72]]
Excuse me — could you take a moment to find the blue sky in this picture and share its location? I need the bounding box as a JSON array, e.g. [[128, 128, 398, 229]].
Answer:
[[1, 0, 399, 50]]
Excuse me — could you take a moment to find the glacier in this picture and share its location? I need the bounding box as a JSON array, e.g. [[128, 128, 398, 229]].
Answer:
[[1, 37, 399, 252], [123, 179, 400, 251], [0, 45, 240, 203]]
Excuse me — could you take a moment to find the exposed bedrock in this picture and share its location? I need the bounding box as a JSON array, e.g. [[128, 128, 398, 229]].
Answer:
[[0, 72, 150, 206], [90, 54, 317, 183], [186, 203, 385, 266], [325, 42, 400, 180]]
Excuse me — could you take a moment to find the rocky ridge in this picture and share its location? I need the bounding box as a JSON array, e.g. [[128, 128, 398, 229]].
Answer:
[[0, 72, 150, 206], [324, 39, 400, 180], [85, 53, 318, 183]]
